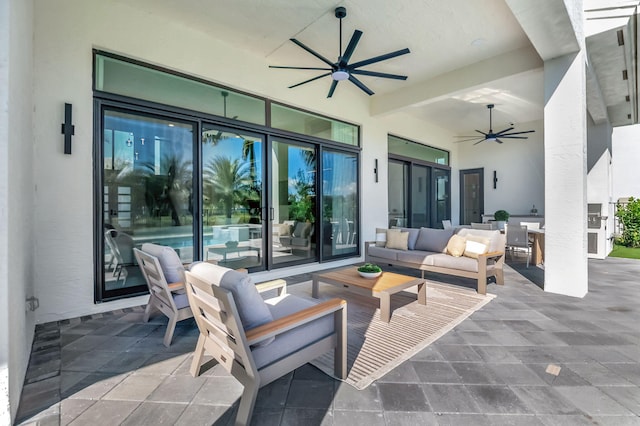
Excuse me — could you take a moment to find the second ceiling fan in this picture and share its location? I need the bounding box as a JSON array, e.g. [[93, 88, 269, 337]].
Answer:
[[269, 7, 410, 98], [456, 104, 535, 145]]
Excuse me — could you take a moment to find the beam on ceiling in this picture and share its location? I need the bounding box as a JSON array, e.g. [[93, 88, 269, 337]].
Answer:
[[370, 46, 542, 116], [506, 0, 582, 60]]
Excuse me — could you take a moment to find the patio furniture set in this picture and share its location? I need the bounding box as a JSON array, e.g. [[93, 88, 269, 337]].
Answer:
[[133, 224, 508, 425]]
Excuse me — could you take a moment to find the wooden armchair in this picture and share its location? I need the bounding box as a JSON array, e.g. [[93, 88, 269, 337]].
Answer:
[[133, 246, 193, 347], [185, 262, 347, 426]]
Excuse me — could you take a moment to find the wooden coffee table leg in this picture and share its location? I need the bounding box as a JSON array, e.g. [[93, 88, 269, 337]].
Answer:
[[379, 292, 391, 322], [417, 281, 426, 305]]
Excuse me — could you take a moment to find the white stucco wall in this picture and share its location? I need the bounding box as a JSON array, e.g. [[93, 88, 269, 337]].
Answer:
[[612, 124, 640, 200], [32, 0, 455, 322], [586, 118, 613, 259], [456, 119, 544, 219], [1, 0, 36, 421]]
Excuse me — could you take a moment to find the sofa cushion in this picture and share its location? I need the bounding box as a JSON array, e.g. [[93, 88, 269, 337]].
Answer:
[[252, 293, 334, 369], [141, 243, 185, 283], [393, 227, 420, 250], [397, 249, 437, 265], [189, 262, 274, 333], [425, 253, 481, 272], [456, 228, 503, 253], [367, 245, 400, 261], [446, 234, 467, 257], [463, 235, 491, 259], [386, 231, 409, 250], [415, 227, 454, 252]]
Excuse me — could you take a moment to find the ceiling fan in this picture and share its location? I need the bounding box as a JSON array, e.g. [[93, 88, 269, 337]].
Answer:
[[456, 104, 535, 145], [269, 6, 410, 98]]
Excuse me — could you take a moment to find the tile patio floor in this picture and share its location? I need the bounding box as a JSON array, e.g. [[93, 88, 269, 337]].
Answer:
[[15, 257, 640, 425]]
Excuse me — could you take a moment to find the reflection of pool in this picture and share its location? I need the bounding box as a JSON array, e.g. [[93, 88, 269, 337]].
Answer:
[[133, 235, 225, 250]]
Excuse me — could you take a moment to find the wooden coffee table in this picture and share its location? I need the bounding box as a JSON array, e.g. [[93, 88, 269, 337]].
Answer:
[[311, 266, 426, 322]]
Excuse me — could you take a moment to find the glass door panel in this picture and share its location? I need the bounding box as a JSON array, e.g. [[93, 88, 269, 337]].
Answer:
[[411, 164, 430, 228], [460, 168, 484, 225], [322, 150, 358, 258], [271, 139, 317, 266], [102, 109, 195, 293], [202, 125, 264, 270], [433, 168, 450, 227], [388, 160, 408, 227]]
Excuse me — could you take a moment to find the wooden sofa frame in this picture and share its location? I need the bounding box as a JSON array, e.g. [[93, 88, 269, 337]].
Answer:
[[365, 241, 505, 295]]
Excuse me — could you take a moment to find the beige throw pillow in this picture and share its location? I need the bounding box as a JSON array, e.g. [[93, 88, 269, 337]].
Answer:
[[463, 235, 491, 259], [445, 235, 466, 257], [386, 230, 409, 250], [376, 228, 400, 247]]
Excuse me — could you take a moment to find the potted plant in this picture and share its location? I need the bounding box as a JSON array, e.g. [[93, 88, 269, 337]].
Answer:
[[494, 209, 510, 230]]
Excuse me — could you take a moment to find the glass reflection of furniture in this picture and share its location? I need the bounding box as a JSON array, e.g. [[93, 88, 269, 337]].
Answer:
[[279, 222, 314, 257], [104, 229, 133, 286], [206, 244, 261, 262]]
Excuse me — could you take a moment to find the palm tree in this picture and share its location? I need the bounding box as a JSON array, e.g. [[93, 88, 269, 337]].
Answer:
[[204, 155, 250, 221]]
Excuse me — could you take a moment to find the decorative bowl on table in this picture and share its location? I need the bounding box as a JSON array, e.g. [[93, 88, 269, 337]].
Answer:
[[357, 263, 382, 279], [225, 240, 239, 248]]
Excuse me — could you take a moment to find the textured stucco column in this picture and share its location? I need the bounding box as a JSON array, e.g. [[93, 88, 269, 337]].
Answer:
[[543, 50, 588, 297]]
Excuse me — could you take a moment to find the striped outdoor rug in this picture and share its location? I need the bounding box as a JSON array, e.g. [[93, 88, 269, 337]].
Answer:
[[290, 280, 496, 390]]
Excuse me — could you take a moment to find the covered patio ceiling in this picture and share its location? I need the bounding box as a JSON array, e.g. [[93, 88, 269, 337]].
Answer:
[[113, 0, 639, 133]]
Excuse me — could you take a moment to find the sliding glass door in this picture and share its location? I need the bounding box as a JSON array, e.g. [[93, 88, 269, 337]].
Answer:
[[201, 124, 265, 270], [270, 139, 317, 266], [101, 108, 195, 296]]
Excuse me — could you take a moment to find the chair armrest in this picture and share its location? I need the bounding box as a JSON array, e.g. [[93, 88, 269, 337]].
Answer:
[[245, 298, 346, 346], [167, 282, 185, 293], [255, 279, 287, 295]]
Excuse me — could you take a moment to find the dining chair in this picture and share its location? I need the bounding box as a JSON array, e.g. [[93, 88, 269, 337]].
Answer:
[[185, 262, 347, 426], [505, 225, 531, 267], [471, 222, 495, 230]]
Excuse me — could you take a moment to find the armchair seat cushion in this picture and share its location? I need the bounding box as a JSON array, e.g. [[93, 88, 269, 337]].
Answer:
[[251, 294, 334, 369]]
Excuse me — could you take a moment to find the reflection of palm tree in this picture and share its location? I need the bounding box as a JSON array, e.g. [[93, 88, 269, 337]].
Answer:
[[205, 155, 250, 221], [241, 139, 258, 183]]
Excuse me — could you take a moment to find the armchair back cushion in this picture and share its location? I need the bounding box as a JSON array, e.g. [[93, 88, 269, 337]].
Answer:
[[189, 262, 274, 331], [140, 243, 185, 283]]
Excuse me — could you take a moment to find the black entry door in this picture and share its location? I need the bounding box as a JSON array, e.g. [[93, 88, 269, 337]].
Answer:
[[460, 168, 484, 225]]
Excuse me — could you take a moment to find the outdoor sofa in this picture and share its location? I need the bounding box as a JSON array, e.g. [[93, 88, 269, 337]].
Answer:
[[365, 227, 506, 294]]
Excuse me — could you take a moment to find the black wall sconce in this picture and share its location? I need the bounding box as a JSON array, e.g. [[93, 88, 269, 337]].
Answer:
[[493, 170, 498, 189], [60, 103, 74, 155], [374, 159, 378, 182]]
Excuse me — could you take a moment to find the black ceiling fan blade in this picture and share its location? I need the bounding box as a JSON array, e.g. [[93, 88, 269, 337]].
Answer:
[[349, 47, 410, 69], [455, 137, 485, 143], [351, 69, 408, 80], [269, 65, 333, 71], [499, 135, 529, 139], [290, 38, 335, 67], [348, 74, 374, 95], [495, 138, 504, 144], [327, 80, 339, 98], [475, 130, 488, 136], [499, 130, 535, 136], [288, 72, 331, 89], [340, 30, 363, 66], [473, 139, 485, 145], [495, 127, 514, 135]]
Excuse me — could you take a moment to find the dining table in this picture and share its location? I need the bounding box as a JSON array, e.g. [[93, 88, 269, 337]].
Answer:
[[527, 228, 545, 265]]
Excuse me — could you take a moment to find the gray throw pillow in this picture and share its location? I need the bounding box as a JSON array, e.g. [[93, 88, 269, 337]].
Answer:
[[414, 227, 455, 252]]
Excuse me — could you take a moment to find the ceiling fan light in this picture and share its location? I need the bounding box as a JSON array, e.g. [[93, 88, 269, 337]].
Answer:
[[332, 70, 350, 81], [486, 136, 497, 142]]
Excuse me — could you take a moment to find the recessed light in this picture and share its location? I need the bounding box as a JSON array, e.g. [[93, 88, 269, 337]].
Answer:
[[168, 123, 175, 127]]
